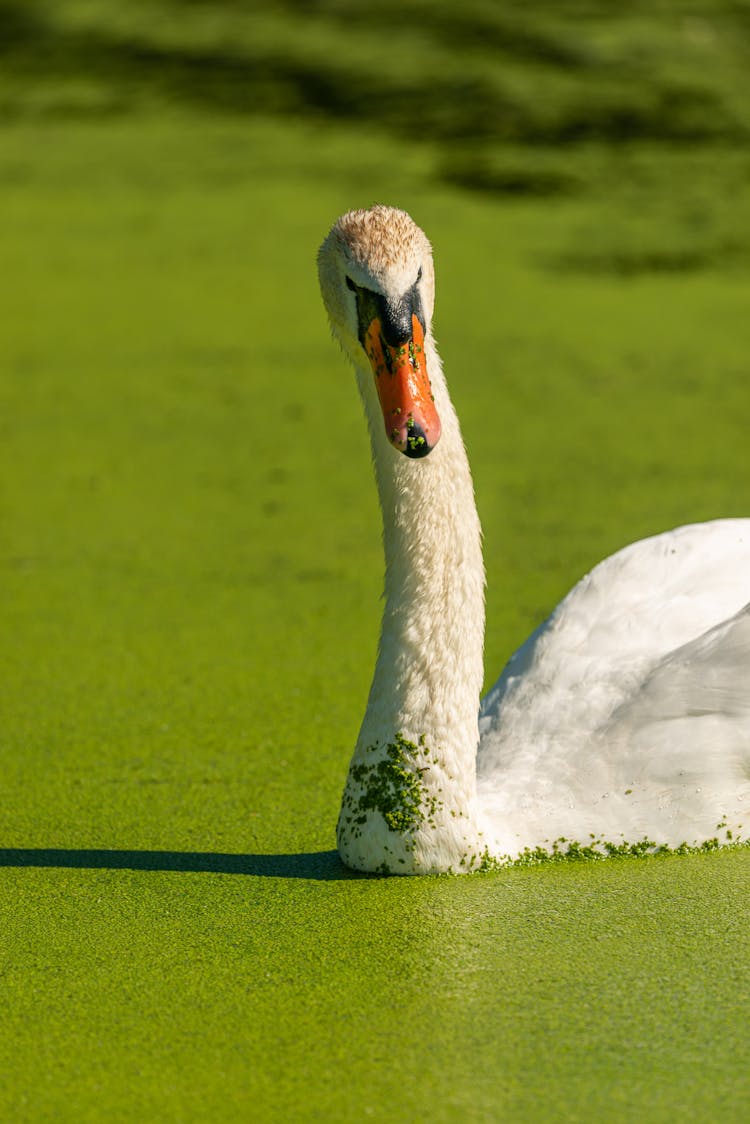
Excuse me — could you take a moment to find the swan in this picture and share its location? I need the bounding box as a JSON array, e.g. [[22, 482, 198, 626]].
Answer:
[[317, 204, 750, 875]]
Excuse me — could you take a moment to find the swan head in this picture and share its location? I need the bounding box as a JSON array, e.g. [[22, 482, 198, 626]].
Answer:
[[318, 205, 441, 458]]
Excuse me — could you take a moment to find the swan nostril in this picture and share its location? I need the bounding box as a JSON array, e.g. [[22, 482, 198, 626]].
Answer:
[[379, 333, 394, 374]]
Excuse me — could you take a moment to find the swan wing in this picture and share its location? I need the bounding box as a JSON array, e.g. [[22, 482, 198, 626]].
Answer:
[[477, 520, 750, 857], [597, 601, 750, 793], [606, 601, 750, 728]]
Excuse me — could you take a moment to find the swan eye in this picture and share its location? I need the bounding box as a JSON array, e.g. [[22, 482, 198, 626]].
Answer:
[[416, 267, 422, 284], [345, 275, 357, 292]]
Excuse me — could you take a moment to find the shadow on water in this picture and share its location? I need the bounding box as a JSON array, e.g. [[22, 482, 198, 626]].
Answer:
[[0, 848, 363, 881]]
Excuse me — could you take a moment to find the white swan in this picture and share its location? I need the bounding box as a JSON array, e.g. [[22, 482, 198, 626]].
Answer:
[[318, 204, 750, 875]]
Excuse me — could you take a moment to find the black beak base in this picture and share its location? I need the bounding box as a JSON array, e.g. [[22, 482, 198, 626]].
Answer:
[[353, 281, 425, 349]]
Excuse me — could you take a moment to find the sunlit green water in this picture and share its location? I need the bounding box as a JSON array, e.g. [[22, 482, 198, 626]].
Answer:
[[1, 98, 749, 1123]]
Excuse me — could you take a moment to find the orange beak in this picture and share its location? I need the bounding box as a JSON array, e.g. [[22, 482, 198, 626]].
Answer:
[[362, 315, 441, 458]]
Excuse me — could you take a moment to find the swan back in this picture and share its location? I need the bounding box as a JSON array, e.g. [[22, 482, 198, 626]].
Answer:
[[478, 519, 750, 857]]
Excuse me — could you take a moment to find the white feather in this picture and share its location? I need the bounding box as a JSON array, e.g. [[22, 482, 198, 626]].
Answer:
[[318, 206, 750, 874], [478, 522, 750, 857]]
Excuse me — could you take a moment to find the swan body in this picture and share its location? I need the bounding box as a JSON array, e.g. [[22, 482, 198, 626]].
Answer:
[[318, 205, 750, 875]]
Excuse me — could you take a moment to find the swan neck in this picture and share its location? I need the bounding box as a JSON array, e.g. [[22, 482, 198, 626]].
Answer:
[[337, 334, 486, 874], [361, 337, 485, 756]]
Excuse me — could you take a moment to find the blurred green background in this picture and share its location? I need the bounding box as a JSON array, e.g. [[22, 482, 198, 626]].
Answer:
[[2, 2, 750, 1121]]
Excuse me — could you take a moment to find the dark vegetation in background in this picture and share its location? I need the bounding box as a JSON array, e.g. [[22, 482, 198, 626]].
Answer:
[[2, 0, 750, 273], [2, 3, 750, 153]]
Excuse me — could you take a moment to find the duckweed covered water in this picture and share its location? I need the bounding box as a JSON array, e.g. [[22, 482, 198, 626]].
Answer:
[[2, 20, 750, 1117]]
